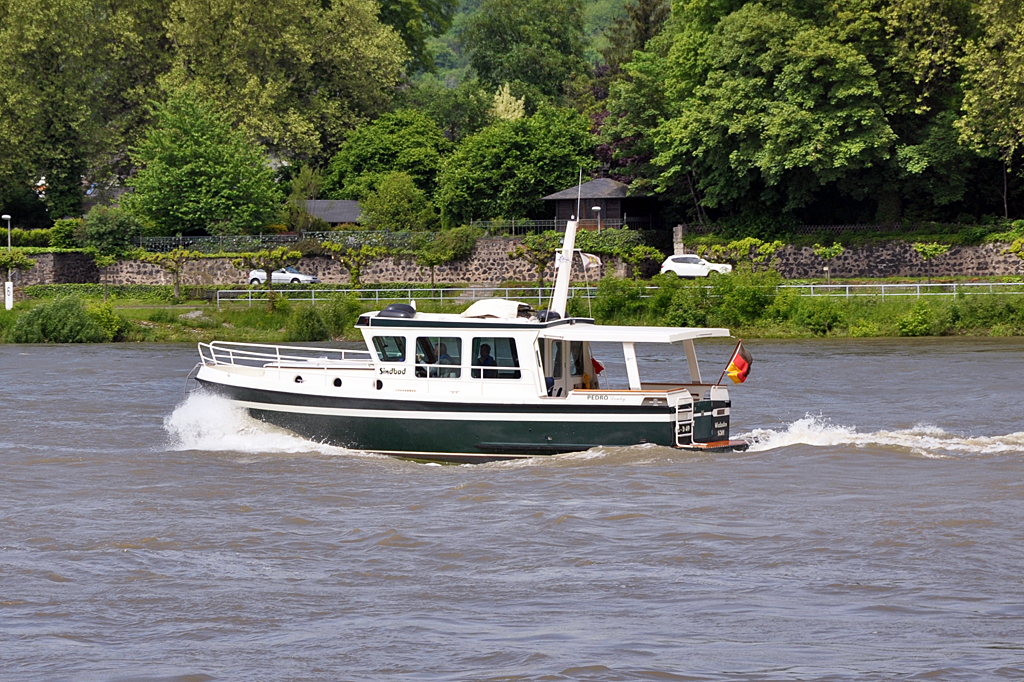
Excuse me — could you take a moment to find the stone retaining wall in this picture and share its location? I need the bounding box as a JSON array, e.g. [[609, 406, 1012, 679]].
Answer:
[[772, 242, 1024, 279], [20, 238, 1024, 287], [23, 238, 621, 287]]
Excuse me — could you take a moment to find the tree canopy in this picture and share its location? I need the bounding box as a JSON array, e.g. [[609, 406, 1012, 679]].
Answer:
[[124, 88, 281, 235], [435, 106, 595, 226]]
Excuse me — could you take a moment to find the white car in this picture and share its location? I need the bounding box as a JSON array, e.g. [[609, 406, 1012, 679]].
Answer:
[[660, 254, 732, 278], [248, 266, 320, 285]]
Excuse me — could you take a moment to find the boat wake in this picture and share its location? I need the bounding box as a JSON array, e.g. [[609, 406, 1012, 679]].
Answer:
[[743, 415, 1024, 458], [164, 391, 371, 458]]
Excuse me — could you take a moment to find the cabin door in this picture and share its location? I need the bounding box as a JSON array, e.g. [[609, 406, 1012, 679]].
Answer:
[[540, 339, 571, 398]]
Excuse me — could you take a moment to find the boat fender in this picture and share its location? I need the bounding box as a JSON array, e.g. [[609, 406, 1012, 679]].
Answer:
[[537, 310, 561, 322], [378, 303, 416, 318]]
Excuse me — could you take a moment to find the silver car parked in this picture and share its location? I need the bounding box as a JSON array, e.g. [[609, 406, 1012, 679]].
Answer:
[[248, 266, 320, 285]]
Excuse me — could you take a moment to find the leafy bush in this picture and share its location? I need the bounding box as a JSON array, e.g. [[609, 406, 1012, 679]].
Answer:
[[80, 206, 144, 255], [360, 171, 438, 231], [897, 302, 932, 336], [24, 284, 176, 301], [88, 302, 131, 341], [708, 269, 781, 327], [50, 219, 81, 248], [10, 297, 109, 343], [793, 298, 843, 335], [320, 295, 365, 338], [592, 276, 647, 323], [10, 228, 52, 247], [286, 305, 330, 342]]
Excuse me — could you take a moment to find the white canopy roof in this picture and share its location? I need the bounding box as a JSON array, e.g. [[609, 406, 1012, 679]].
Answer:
[[539, 323, 731, 344], [461, 299, 531, 319]]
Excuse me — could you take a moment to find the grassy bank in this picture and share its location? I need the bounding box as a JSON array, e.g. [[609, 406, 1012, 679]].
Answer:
[[2, 276, 1024, 343]]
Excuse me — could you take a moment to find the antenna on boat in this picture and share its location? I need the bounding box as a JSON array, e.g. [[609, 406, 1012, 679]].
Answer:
[[551, 169, 583, 318], [575, 167, 582, 224]]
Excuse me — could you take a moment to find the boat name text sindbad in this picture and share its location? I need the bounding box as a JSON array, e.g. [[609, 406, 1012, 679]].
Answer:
[[379, 367, 406, 375]]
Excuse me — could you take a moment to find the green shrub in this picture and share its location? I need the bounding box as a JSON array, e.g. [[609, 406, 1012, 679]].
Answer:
[[50, 219, 81, 248], [88, 302, 131, 341], [708, 269, 780, 327], [794, 298, 843, 336], [10, 297, 109, 343], [592, 276, 646, 323], [24, 283, 175, 301], [664, 280, 714, 328], [10, 228, 52, 247], [320, 295, 365, 338], [286, 305, 329, 341], [80, 206, 144, 255], [897, 302, 932, 336]]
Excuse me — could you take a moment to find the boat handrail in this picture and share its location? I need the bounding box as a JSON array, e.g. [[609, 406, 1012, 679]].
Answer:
[[198, 341, 373, 369]]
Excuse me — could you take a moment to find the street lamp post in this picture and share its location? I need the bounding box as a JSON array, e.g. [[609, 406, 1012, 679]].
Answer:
[[2, 214, 12, 310], [592, 206, 602, 233]]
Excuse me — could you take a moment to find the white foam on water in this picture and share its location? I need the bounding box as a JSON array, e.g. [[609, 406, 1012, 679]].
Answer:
[[743, 415, 1024, 458], [164, 391, 372, 458]]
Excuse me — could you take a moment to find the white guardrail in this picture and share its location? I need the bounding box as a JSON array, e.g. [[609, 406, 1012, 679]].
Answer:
[[215, 281, 1024, 309]]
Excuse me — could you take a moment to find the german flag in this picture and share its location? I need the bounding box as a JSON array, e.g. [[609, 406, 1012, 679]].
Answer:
[[726, 342, 753, 384]]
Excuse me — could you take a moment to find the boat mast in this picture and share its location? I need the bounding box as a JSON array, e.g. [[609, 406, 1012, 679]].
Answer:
[[550, 170, 582, 317]]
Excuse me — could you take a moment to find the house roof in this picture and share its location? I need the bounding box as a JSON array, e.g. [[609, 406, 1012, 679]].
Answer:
[[542, 178, 630, 201], [305, 199, 362, 224]]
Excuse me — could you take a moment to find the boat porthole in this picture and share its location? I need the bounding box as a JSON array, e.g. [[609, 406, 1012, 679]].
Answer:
[[334, 378, 342, 387], [294, 375, 304, 383], [376, 380, 383, 390]]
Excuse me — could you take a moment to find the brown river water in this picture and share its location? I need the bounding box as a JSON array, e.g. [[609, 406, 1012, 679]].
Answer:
[[2, 338, 1023, 681]]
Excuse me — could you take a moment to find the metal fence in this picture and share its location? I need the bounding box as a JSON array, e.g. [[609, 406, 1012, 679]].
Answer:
[[214, 281, 1024, 309], [143, 223, 663, 254], [681, 222, 974, 236]]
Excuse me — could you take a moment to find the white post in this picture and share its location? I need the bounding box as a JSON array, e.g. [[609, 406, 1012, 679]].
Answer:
[[3, 215, 12, 309], [623, 342, 642, 391]]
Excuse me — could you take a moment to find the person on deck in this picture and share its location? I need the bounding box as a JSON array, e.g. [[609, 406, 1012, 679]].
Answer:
[[477, 343, 498, 378]]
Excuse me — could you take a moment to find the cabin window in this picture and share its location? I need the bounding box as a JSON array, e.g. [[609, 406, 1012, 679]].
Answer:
[[570, 341, 585, 376], [415, 336, 462, 378], [550, 340, 564, 379], [471, 337, 521, 379], [372, 336, 406, 362]]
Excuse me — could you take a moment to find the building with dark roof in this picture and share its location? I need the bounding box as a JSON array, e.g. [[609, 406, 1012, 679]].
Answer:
[[304, 200, 363, 226], [541, 178, 655, 230]]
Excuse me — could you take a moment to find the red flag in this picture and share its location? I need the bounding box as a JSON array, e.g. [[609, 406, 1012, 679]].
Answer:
[[726, 342, 753, 384], [591, 357, 605, 374]]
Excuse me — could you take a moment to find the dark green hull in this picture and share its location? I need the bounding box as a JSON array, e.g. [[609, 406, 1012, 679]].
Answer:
[[198, 379, 678, 463]]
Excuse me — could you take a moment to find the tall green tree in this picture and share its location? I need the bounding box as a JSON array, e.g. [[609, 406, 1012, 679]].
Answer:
[[600, 0, 670, 73], [957, 0, 1024, 218], [435, 106, 595, 225], [0, 0, 174, 218], [324, 110, 451, 199], [124, 87, 281, 235], [163, 0, 407, 164], [460, 0, 587, 102], [401, 78, 494, 143], [360, 171, 438, 231], [652, 3, 895, 215], [378, 0, 459, 73], [0, 0, 107, 218]]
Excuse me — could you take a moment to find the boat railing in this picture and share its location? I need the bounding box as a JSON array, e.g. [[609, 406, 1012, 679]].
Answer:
[[198, 341, 373, 369]]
